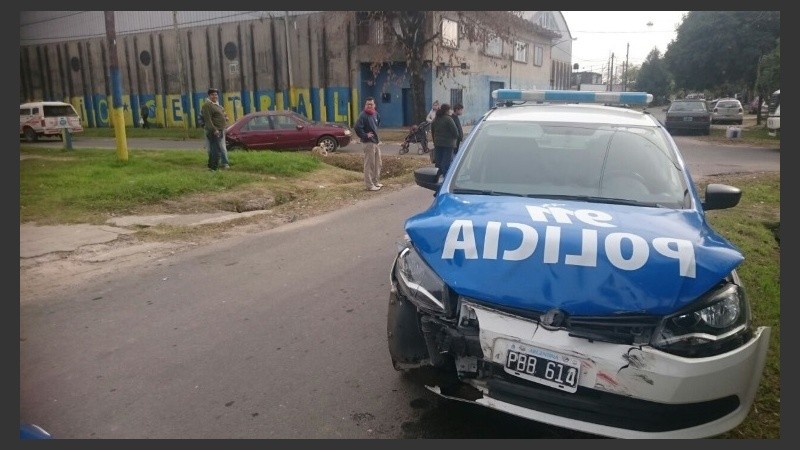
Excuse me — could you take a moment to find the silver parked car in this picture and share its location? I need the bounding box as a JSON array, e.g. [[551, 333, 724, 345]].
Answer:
[[711, 98, 744, 125]]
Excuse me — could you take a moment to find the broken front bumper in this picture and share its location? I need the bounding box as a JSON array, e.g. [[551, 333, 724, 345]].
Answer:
[[407, 298, 771, 439]]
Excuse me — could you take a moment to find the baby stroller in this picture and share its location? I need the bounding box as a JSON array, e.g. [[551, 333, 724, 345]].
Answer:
[[398, 121, 431, 155]]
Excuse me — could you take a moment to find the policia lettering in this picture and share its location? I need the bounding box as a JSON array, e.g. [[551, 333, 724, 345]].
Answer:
[[442, 205, 696, 278]]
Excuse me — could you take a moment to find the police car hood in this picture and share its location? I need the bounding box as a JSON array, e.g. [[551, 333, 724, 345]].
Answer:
[[405, 195, 743, 316]]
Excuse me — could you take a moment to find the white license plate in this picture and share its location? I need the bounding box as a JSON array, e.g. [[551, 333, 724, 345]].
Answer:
[[683, 117, 693, 121], [504, 343, 581, 393]]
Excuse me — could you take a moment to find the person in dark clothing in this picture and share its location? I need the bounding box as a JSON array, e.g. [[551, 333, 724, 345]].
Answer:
[[430, 103, 459, 177], [354, 97, 383, 191], [140, 104, 150, 129], [452, 103, 464, 152]]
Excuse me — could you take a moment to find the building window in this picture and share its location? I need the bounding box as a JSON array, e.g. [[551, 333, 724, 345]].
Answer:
[[514, 41, 528, 63], [356, 12, 370, 45], [442, 18, 458, 48], [450, 88, 463, 106], [485, 33, 502, 57], [534, 45, 544, 67]]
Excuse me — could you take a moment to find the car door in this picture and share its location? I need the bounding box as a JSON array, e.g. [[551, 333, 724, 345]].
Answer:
[[237, 115, 274, 149], [270, 113, 310, 149]]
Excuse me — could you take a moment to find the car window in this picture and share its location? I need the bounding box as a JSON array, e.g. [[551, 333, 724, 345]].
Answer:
[[20, 108, 30, 116], [243, 115, 271, 131], [716, 101, 740, 108], [670, 101, 706, 112], [452, 121, 686, 208], [43, 105, 78, 117], [271, 114, 298, 130]]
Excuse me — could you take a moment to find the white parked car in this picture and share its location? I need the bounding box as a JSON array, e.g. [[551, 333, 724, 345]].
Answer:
[[766, 104, 780, 136], [20, 101, 83, 142]]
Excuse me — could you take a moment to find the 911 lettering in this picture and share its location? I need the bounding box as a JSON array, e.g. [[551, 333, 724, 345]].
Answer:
[[442, 205, 697, 277]]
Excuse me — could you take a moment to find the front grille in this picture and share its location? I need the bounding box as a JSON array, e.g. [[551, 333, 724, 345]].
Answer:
[[462, 298, 659, 345]]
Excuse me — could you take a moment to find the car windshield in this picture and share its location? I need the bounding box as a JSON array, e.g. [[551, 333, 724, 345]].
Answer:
[[717, 100, 739, 108], [451, 121, 688, 208], [670, 102, 706, 112]]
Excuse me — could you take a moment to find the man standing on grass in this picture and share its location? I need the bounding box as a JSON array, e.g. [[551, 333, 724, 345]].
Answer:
[[201, 88, 227, 171]]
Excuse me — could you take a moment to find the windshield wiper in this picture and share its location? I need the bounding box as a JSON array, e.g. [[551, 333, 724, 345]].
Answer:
[[451, 188, 524, 197], [527, 194, 663, 207]]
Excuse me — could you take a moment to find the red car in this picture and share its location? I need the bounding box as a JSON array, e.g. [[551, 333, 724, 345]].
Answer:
[[225, 110, 352, 151]]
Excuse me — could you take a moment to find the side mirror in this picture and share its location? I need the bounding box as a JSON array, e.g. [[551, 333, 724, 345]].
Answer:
[[703, 184, 741, 210], [296, 125, 304, 130], [413, 166, 441, 191]]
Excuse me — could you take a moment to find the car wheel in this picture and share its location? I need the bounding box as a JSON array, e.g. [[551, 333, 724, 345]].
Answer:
[[703, 127, 711, 136], [317, 136, 338, 153], [23, 127, 38, 142]]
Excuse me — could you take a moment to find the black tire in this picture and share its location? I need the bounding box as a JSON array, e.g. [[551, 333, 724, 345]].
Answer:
[[23, 127, 38, 142], [703, 127, 711, 136], [399, 142, 410, 155], [317, 136, 338, 153]]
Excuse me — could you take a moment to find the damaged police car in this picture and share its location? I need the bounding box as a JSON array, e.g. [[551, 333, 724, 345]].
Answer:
[[387, 89, 770, 438]]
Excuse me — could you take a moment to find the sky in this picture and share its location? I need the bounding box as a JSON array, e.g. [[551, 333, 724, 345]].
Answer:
[[560, 11, 688, 74]]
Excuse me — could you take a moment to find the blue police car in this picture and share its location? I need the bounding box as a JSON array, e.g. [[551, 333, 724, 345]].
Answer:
[[387, 89, 771, 438]]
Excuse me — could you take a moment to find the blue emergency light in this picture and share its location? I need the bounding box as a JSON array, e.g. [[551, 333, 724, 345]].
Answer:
[[492, 89, 653, 105]]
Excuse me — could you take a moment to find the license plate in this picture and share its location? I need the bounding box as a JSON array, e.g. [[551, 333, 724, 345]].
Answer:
[[683, 117, 693, 121], [504, 344, 581, 393]]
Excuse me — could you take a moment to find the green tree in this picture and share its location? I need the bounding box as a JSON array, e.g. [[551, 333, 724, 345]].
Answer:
[[635, 49, 672, 105], [664, 11, 779, 93], [754, 38, 780, 123]]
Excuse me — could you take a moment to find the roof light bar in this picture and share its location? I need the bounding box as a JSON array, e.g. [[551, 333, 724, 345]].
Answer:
[[492, 89, 653, 105]]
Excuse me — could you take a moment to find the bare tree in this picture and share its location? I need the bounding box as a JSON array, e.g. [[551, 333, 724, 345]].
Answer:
[[361, 11, 556, 123]]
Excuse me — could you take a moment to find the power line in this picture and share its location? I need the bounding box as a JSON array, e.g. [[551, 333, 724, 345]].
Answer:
[[20, 11, 88, 27]]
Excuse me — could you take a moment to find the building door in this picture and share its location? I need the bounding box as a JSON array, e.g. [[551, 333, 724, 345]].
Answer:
[[489, 81, 505, 109], [402, 88, 414, 126]]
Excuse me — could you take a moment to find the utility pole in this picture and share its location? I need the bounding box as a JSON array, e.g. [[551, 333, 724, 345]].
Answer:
[[608, 53, 614, 91], [624, 43, 629, 92], [173, 11, 190, 138], [104, 11, 128, 161], [284, 11, 294, 111]]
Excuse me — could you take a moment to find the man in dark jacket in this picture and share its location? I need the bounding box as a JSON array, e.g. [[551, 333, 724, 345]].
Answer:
[[354, 97, 383, 191], [430, 103, 459, 177], [452, 103, 464, 151]]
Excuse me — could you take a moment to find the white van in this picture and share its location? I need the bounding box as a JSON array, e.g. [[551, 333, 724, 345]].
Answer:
[[766, 89, 780, 136], [20, 101, 83, 142]]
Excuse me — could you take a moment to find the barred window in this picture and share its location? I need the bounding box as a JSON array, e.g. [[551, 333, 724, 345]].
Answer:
[[450, 88, 463, 106]]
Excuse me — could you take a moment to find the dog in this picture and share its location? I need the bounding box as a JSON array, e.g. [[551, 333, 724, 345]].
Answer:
[[311, 146, 328, 157]]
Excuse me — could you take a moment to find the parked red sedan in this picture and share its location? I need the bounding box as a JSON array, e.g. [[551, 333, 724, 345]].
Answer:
[[225, 110, 352, 151]]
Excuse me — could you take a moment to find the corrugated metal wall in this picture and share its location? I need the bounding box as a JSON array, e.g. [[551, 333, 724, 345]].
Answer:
[[19, 11, 354, 128]]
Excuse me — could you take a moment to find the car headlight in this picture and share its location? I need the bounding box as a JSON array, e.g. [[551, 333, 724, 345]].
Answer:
[[343, 129, 351, 136], [393, 242, 448, 315], [651, 280, 751, 357]]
